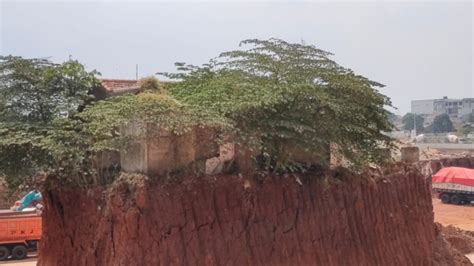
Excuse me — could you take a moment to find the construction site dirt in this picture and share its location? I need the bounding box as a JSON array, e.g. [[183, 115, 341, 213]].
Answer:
[[433, 199, 474, 231]]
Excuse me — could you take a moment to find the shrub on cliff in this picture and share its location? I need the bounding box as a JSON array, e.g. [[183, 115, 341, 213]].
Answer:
[[138, 76, 163, 93], [79, 92, 226, 151], [0, 56, 222, 188], [160, 39, 395, 169]]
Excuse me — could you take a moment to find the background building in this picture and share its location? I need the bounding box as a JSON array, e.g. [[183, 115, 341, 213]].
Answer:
[[411, 99, 435, 115], [411, 97, 474, 121]]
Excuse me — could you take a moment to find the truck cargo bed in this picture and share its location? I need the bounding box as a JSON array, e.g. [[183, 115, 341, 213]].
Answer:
[[433, 183, 474, 194], [0, 209, 38, 218], [0, 209, 42, 244]]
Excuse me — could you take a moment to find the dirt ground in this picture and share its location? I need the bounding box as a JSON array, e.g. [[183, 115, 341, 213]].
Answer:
[[0, 255, 37, 265], [433, 198, 474, 231]]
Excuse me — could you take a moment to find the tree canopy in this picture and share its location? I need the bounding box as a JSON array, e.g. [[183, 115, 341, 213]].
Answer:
[[1, 39, 397, 189], [402, 113, 424, 132], [461, 124, 473, 135], [0, 56, 224, 189], [0, 56, 99, 188], [466, 112, 474, 123], [161, 38, 395, 168], [432, 113, 454, 133]]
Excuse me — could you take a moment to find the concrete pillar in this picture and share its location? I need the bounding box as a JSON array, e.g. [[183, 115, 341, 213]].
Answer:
[[120, 123, 219, 176], [401, 146, 420, 163]]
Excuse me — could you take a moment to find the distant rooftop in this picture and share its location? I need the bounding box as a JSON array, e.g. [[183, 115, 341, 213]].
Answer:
[[100, 79, 140, 93], [94, 79, 141, 99], [94, 78, 173, 100]]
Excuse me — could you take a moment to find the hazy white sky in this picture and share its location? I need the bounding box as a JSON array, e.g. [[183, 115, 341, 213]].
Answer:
[[1, 1, 472, 114]]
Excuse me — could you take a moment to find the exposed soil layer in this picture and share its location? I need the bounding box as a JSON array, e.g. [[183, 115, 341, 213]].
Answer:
[[440, 224, 474, 254], [433, 223, 472, 266], [38, 168, 436, 266]]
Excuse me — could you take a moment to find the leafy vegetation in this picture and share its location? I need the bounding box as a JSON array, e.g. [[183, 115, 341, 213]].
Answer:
[[432, 113, 454, 133], [1, 39, 397, 189], [161, 38, 395, 169], [466, 112, 474, 123], [402, 113, 424, 132], [79, 92, 225, 151], [0, 56, 99, 188], [0, 56, 222, 189], [138, 76, 162, 93], [461, 124, 473, 135]]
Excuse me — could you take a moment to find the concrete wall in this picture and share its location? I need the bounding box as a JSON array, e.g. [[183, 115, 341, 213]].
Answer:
[[120, 123, 219, 176], [415, 143, 474, 151]]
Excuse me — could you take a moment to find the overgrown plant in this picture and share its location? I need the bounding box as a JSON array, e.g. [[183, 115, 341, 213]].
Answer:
[[160, 38, 395, 169], [431, 113, 455, 133], [1, 39, 396, 189], [0, 56, 99, 188], [0, 56, 224, 189], [79, 92, 226, 151], [138, 76, 162, 93]]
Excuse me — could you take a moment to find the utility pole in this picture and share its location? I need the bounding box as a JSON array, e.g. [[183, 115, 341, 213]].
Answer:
[[136, 64, 139, 80], [413, 113, 417, 137]]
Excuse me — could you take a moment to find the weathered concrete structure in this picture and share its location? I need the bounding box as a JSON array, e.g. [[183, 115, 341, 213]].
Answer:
[[120, 123, 219, 176], [401, 146, 420, 163]]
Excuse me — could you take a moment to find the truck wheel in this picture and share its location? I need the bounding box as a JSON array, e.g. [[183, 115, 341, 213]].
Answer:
[[450, 194, 462, 205], [11, 245, 27, 260], [440, 193, 451, 204], [0, 246, 10, 261]]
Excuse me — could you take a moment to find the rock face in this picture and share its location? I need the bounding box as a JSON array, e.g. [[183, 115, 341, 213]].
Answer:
[[433, 223, 473, 266], [39, 167, 436, 266]]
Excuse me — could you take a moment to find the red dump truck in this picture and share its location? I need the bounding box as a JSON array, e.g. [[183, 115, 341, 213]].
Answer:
[[0, 209, 42, 261], [432, 167, 474, 205]]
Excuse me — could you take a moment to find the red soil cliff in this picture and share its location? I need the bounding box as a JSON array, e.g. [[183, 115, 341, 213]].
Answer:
[[38, 168, 436, 266]]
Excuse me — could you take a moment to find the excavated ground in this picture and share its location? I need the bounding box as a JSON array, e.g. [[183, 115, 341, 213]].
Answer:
[[432, 223, 473, 266], [38, 166, 439, 266], [433, 199, 474, 231]]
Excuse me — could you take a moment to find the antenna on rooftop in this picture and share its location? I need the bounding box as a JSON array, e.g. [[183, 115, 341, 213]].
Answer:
[[136, 64, 139, 80]]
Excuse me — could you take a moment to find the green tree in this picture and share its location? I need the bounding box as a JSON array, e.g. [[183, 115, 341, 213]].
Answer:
[[0, 56, 99, 188], [402, 113, 424, 132], [432, 113, 454, 133], [161, 38, 395, 169], [0, 56, 220, 188], [461, 124, 473, 135], [466, 112, 474, 123], [386, 111, 400, 125]]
